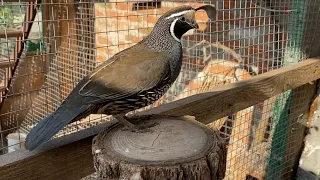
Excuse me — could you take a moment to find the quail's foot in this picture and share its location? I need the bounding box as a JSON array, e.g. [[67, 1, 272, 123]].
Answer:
[[137, 121, 159, 131], [121, 122, 159, 133], [121, 125, 151, 133]]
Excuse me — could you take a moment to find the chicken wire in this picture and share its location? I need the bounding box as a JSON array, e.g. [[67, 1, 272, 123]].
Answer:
[[0, 0, 318, 179]]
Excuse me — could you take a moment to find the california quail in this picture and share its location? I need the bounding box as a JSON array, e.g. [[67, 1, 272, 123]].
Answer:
[[25, 5, 216, 150]]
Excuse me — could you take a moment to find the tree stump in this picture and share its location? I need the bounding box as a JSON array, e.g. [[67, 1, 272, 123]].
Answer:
[[92, 115, 227, 180]]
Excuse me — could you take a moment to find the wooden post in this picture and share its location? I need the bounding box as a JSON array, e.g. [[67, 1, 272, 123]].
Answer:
[[58, 0, 78, 99], [92, 115, 227, 180], [280, 83, 317, 179], [266, 0, 308, 178]]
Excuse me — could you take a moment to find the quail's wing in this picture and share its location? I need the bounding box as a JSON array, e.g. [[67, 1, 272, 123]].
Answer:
[[78, 47, 170, 104]]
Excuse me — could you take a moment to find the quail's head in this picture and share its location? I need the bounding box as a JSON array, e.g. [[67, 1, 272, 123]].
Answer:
[[152, 5, 216, 43], [154, 6, 198, 42]]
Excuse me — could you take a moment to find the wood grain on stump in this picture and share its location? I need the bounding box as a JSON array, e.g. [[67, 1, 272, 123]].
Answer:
[[92, 115, 226, 180]]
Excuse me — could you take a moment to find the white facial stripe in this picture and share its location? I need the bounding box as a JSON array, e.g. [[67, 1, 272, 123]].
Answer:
[[166, 10, 194, 20], [170, 19, 181, 42]]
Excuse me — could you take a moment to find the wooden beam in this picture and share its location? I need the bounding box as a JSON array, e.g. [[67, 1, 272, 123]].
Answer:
[[1, 58, 320, 179], [0, 120, 118, 180], [58, 0, 78, 98], [0, 57, 15, 69], [1, 0, 35, 2], [0, 138, 93, 180], [135, 58, 320, 124], [0, 29, 23, 38], [0, 85, 6, 92]]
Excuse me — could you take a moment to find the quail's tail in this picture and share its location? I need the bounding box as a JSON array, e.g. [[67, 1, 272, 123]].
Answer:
[[25, 102, 86, 151]]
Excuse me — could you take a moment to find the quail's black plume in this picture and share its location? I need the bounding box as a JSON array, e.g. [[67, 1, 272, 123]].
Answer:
[[25, 5, 215, 150]]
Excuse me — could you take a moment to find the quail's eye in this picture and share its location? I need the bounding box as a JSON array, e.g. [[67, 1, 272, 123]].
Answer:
[[180, 17, 185, 21]]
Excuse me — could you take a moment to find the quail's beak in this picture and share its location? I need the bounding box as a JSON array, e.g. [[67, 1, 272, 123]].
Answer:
[[188, 21, 199, 29], [193, 22, 199, 29]]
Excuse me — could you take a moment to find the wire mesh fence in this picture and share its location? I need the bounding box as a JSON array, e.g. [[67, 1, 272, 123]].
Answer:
[[0, 0, 319, 179]]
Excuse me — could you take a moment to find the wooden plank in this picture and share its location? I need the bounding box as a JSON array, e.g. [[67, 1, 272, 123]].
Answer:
[[0, 138, 93, 180], [0, 61, 15, 68], [0, 58, 320, 179], [135, 58, 320, 124], [0, 120, 118, 180], [252, 96, 276, 145], [307, 89, 318, 127], [0, 29, 23, 38], [0, 57, 11, 92], [1, 0, 35, 2], [0, 57, 15, 69], [0, 83, 6, 92], [58, 0, 78, 99], [280, 83, 317, 179]]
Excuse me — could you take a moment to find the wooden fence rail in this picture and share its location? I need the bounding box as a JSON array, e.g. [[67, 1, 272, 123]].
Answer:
[[0, 58, 320, 180]]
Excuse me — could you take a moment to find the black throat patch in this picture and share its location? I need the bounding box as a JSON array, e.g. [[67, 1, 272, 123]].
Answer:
[[173, 20, 193, 40]]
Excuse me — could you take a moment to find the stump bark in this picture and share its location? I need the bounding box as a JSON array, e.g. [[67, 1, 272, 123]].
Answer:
[[92, 115, 227, 180]]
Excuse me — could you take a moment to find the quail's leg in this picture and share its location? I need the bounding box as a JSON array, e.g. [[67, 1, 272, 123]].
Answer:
[[113, 115, 156, 133], [124, 116, 159, 130]]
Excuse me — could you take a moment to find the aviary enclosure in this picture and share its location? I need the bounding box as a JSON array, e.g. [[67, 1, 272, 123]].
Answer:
[[0, 0, 320, 179]]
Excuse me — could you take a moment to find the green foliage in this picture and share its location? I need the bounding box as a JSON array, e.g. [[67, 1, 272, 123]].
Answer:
[[0, 7, 14, 25]]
